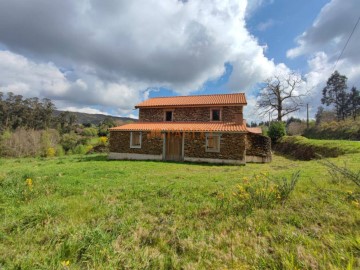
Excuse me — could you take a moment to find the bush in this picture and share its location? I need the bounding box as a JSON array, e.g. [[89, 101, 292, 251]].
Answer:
[[60, 132, 81, 152], [73, 144, 87, 155], [46, 147, 56, 157], [268, 121, 286, 143], [81, 128, 98, 137], [274, 136, 344, 160], [287, 122, 307, 136], [226, 171, 300, 216], [56, 145, 65, 156], [99, 136, 108, 145]]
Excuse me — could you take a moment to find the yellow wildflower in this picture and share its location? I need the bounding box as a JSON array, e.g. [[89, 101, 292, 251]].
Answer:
[[61, 260, 70, 267], [25, 178, 33, 190], [352, 200, 359, 208]]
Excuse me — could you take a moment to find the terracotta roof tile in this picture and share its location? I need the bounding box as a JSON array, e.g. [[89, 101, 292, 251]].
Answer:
[[246, 127, 262, 134], [135, 93, 246, 108], [110, 122, 248, 132]]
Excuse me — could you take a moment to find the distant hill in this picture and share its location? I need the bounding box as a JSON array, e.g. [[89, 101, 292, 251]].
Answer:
[[53, 110, 137, 125]]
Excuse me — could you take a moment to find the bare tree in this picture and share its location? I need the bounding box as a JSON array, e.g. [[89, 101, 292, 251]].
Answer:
[[257, 72, 307, 121]]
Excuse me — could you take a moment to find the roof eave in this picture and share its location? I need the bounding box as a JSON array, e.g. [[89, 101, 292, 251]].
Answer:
[[135, 103, 247, 109]]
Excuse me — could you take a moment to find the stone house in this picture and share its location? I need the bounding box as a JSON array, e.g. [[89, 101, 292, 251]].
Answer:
[[109, 93, 271, 164]]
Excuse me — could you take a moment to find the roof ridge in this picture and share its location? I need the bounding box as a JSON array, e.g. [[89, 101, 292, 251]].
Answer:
[[145, 92, 244, 100]]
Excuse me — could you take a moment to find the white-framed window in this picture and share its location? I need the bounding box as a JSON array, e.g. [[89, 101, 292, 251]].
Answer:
[[210, 108, 222, 121], [205, 133, 221, 152], [130, 131, 142, 148]]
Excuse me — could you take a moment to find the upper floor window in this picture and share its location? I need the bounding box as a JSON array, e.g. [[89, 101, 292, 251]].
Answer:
[[130, 131, 142, 148], [211, 109, 221, 121], [165, 111, 173, 121]]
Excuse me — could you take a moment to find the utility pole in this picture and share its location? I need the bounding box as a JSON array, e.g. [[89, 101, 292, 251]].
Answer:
[[306, 103, 309, 129]]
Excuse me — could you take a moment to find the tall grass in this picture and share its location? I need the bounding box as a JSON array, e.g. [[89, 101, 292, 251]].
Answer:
[[0, 153, 359, 269]]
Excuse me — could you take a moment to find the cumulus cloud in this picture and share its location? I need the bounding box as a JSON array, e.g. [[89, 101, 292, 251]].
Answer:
[[287, 0, 360, 61], [0, 0, 282, 116]]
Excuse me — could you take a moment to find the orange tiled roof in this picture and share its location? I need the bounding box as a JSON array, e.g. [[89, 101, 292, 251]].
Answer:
[[246, 127, 262, 134], [135, 93, 246, 108], [110, 122, 248, 132]]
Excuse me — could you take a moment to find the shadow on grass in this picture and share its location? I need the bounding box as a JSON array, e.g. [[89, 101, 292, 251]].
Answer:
[[78, 154, 109, 162], [79, 153, 244, 167]]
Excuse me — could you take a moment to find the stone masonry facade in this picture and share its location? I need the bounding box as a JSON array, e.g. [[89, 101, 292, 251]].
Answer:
[[139, 106, 243, 122], [109, 131, 163, 155], [109, 130, 247, 161], [184, 132, 245, 160], [245, 133, 272, 162]]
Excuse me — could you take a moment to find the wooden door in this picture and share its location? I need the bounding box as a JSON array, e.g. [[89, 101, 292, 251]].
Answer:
[[165, 133, 183, 161]]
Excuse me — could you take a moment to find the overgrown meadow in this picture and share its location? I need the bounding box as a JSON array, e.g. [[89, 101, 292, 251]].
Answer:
[[0, 146, 359, 269]]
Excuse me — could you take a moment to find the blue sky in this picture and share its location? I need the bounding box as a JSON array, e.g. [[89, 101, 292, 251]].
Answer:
[[0, 0, 359, 121]]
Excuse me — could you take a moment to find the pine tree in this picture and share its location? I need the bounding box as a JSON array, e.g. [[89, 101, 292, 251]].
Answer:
[[321, 71, 348, 121], [348, 86, 360, 120]]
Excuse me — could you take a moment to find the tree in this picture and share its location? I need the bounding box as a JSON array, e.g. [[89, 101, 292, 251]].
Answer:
[[321, 71, 348, 121], [348, 86, 360, 120], [268, 121, 286, 143], [257, 72, 306, 121], [315, 106, 337, 125]]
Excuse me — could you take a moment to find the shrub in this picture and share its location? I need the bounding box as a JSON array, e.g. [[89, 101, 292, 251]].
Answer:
[[230, 171, 300, 215], [274, 136, 350, 160], [85, 145, 93, 153], [56, 145, 65, 157], [46, 147, 56, 157], [73, 144, 87, 155], [319, 159, 360, 188], [268, 121, 286, 144], [99, 136, 108, 145], [287, 122, 307, 136], [60, 132, 81, 152], [81, 128, 98, 137]]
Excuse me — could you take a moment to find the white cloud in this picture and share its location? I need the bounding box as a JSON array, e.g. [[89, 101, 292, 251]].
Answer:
[[287, 0, 360, 60], [0, 50, 70, 97], [0, 0, 284, 116]]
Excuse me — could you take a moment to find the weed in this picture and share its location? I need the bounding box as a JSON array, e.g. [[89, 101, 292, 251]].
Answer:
[[319, 158, 360, 188]]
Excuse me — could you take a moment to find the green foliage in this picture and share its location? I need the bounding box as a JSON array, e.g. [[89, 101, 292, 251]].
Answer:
[[321, 71, 360, 121], [304, 117, 360, 140], [268, 121, 286, 143], [319, 158, 360, 189], [275, 136, 360, 160], [55, 145, 65, 157], [0, 92, 55, 131], [81, 127, 98, 137], [73, 144, 87, 155], [60, 132, 81, 152], [230, 171, 300, 212]]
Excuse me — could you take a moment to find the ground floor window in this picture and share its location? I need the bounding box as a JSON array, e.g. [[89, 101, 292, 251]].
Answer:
[[130, 131, 142, 148], [206, 133, 221, 152]]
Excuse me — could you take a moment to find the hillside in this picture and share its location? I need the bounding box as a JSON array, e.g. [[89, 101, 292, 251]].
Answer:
[[53, 110, 137, 125]]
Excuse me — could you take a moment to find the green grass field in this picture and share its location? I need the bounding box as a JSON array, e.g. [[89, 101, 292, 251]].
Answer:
[[1, 143, 360, 269]]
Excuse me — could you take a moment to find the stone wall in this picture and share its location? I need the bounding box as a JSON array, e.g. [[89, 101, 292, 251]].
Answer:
[[184, 132, 246, 160], [139, 106, 243, 122], [245, 133, 271, 162], [109, 131, 163, 155], [109, 130, 271, 164]]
